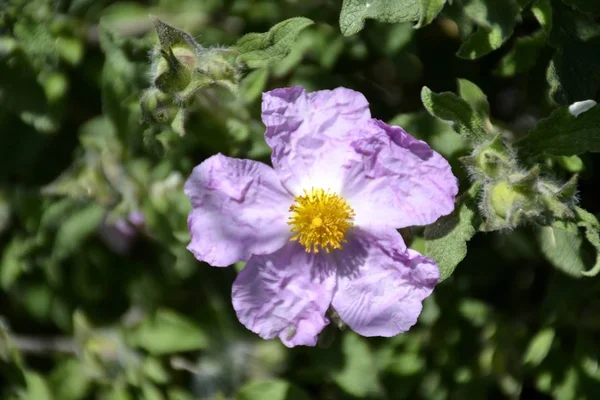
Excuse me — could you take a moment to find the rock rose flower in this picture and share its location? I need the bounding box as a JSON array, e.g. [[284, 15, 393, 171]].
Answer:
[[185, 86, 458, 347]]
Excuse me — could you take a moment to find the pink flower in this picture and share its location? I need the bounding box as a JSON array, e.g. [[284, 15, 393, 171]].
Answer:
[[185, 87, 458, 347]]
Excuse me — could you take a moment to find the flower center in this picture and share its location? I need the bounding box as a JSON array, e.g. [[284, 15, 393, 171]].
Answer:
[[288, 188, 355, 253]]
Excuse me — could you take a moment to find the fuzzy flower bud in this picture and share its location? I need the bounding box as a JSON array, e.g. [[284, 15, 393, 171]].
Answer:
[[468, 134, 514, 179], [483, 171, 541, 230]]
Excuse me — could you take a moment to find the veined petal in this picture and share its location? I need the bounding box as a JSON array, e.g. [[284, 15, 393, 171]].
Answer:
[[343, 120, 458, 229], [331, 229, 439, 337], [232, 243, 336, 347], [185, 154, 293, 267], [261, 86, 371, 194]]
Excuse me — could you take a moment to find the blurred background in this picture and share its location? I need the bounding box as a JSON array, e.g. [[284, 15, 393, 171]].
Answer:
[[1, 0, 600, 399]]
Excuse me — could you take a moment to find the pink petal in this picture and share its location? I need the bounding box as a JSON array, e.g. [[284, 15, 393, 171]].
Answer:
[[342, 120, 458, 229], [232, 243, 336, 347], [261, 86, 371, 194], [184, 154, 293, 267], [331, 229, 439, 337]]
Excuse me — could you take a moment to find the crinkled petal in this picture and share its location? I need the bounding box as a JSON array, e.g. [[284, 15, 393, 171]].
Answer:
[[184, 154, 293, 267], [331, 229, 439, 337], [342, 120, 458, 229], [261, 86, 371, 194], [232, 243, 336, 347]]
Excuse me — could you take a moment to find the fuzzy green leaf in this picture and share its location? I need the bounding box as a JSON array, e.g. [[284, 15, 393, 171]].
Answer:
[[424, 184, 481, 282], [421, 86, 487, 141], [457, 78, 490, 118], [150, 17, 201, 52], [416, 0, 447, 28], [538, 222, 586, 277], [516, 103, 600, 156], [339, 0, 420, 36], [236, 18, 314, 69]]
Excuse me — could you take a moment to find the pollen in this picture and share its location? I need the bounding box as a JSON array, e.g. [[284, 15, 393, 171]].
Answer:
[[288, 188, 355, 253]]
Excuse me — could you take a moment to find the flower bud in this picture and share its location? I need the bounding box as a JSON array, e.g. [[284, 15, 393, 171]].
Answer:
[[153, 47, 193, 94], [484, 180, 539, 229], [470, 134, 513, 179], [488, 181, 526, 220], [140, 88, 178, 124]]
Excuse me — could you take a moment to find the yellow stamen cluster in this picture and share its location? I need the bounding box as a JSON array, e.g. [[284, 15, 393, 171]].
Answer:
[[288, 188, 355, 253]]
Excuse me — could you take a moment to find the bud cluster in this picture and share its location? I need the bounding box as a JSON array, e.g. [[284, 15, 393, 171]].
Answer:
[[463, 134, 579, 231], [141, 18, 242, 137]]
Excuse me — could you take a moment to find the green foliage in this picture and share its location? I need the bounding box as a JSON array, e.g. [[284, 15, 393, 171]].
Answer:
[[126, 308, 209, 355], [2, 1, 600, 399], [421, 86, 488, 141], [236, 379, 311, 400], [538, 222, 589, 278], [516, 102, 600, 155], [456, 0, 520, 59], [523, 328, 555, 366], [546, 0, 600, 104], [417, 0, 448, 28], [494, 30, 546, 77], [424, 184, 481, 282], [339, 0, 420, 36], [333, 333, 381, 397], [236, 18, 314, 69]]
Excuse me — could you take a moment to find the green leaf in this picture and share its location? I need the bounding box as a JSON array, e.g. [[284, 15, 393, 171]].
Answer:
[[141, 382, 165, 400], [98, 26, 149, 139], [0, 235, 37, 289], [0, 52, 57, 133], [150, 17, 201, 52], [523, 328, 555, 366], [457, 79, 490, 118], [547, 40, 600, 105], [546, 1, 600, 104], [457, 0, 520, 59], [421, 86, 487, 141], [127, 308, 208, 355], [236, 379, 311, 400], [339, 0, 420, 36], [236, 18, 314, 69], [575, 208, 600, 277], [556, 155, 584, 173], [387, 353, 426, 376], [240, 68, 269, 103], [54, 204, 105, 260], [532, 0, 552, 33], [26, 372, 53, 400], [561, 0, 600, 15], [424, 184, 481, 282], [49, 359, 91, 400], [416, 0, 447, 28], [516, 103, 600, 156], [333, 333, 381, 397], [494, 30, 546, 77], [537, 222, 587, 277]]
